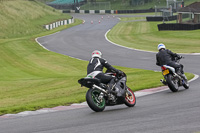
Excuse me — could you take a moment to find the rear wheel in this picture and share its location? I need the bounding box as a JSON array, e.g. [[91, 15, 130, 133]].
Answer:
[[124, 87, 136, 107], [86, 88, 105, 112], [166, 74, 179, 92]]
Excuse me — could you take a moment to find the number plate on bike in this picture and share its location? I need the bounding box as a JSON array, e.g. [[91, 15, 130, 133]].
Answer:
[[162, 69, 169, 75]]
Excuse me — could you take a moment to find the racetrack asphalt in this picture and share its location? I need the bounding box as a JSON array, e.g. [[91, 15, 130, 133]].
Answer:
[[0, 14, 199, 133]]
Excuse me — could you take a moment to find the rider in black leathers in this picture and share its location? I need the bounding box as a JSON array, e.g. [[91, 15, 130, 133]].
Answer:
[[87, 50, 122, 92], [156, 43, 187, 79]]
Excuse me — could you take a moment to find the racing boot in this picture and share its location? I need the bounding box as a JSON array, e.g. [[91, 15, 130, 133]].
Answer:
[[107, 78, 117, 94], [160, 79, 167, 85]]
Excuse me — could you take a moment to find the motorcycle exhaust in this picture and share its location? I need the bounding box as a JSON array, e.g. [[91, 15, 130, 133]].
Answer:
[[174, 73, 182, 80], [93, 84, 108, 94]]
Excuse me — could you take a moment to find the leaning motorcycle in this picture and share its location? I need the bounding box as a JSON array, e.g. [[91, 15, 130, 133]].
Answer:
[[78, 71, 136, 112], [160, 57, 189, 92]]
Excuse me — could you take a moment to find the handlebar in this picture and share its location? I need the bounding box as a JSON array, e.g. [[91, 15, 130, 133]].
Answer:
[[173, 56, 184, 62]]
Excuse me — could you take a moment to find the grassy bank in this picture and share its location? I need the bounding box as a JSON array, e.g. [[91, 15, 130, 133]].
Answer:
[[0, 1, 71, 38], [0, 0, 86, 115], [107, 17, 200, 53], [0, 1, 194, 115]]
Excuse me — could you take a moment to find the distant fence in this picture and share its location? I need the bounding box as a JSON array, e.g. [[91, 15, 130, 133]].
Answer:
[[115, 8, 154, 13], [63, 10, 115, 14], [63, 9, 154, 14], [44, 17, 74, 30]]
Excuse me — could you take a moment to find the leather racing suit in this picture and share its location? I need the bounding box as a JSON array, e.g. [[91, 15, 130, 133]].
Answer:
[[156, 49, 184, 74], [87, 57, 120, 91]]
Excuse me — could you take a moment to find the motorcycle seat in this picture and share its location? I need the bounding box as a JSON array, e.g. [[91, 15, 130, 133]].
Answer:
[[78, 77, 101, 88]]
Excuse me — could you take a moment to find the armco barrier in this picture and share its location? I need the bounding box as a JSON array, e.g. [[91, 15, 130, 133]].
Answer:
[[44, 17, 74, 30], [63, 9, 149, 14], [63, 10, 114, 14], [115, 9, 154, 14]]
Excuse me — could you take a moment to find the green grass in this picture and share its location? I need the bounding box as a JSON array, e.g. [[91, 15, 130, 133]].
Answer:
[[0, 0, 85, 115], [0, 1, 195, 115], [0, 0, 70, 39], [107, 18, 200, 53], [120, 17, 146, 21]]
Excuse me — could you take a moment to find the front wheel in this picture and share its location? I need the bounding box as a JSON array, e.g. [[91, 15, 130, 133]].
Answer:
[[166, 74, 179, 92], [183, 79, 189, 89], [124, 87, 136, 107], [86, 88, 106, 112]]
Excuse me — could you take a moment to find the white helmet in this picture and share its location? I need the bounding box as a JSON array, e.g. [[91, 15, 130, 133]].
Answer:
[[158, 43, 166, 51], [92, 50, 102, 58]]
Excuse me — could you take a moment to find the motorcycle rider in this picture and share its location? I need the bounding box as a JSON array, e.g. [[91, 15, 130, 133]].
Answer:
[[156, 43, 187, 80], [87, 50, 122, 93]]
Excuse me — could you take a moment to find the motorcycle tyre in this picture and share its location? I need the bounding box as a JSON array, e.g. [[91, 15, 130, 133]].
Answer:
[[124, 87, 136, 107], [183, 79, 189, 89], [86, 88, 105, 112], [166, 74, 179, 92]]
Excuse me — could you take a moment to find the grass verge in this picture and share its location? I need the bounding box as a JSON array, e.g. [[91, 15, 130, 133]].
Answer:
[[107, 17, 200, 53]]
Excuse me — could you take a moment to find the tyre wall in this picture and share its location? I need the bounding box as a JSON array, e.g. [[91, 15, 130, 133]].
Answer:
[[158, 23, 200, 31]]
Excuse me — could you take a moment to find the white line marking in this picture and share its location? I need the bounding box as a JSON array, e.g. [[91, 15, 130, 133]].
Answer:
[[189, 74, 199, 83], [135, 73, 199, 97], [105, 29, 155, 53], [35, 31, 61, 51], [35, 32, 85, 61], [35, 38, 49, 51], [105, 29, 200, 55]]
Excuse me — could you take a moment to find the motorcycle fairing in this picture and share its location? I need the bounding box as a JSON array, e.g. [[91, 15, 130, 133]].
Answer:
[[114, 77, 127, 97]]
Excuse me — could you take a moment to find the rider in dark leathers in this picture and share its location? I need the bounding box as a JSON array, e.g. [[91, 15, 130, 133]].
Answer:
[[156, 43, 187, 79], [87, 50, 122, 92]]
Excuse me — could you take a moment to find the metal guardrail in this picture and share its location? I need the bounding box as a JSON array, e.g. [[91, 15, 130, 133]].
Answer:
[[44, 17, 74, 30]]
